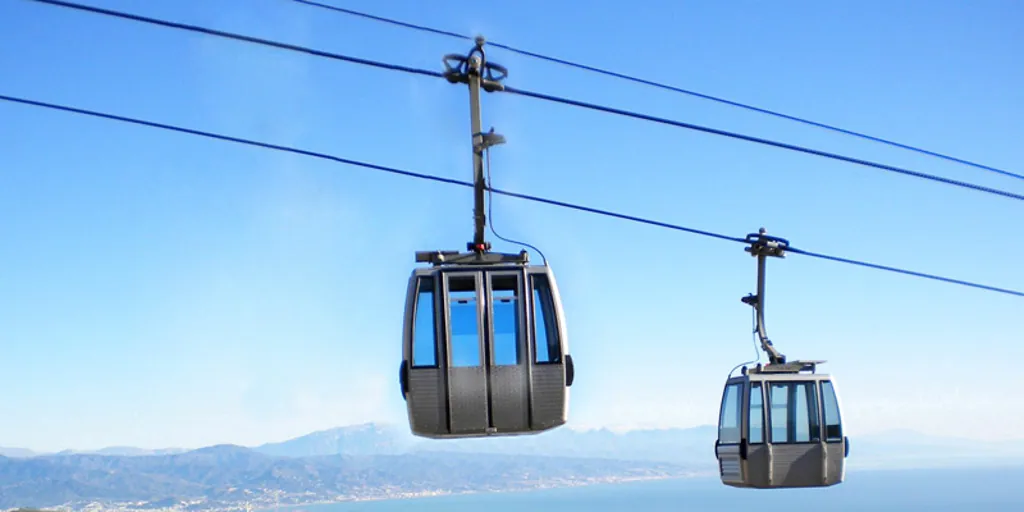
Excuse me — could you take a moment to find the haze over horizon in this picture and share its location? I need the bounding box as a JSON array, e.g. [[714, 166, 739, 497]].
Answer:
[[7, 421, 1022, 456], [5, 421, 716, 454]]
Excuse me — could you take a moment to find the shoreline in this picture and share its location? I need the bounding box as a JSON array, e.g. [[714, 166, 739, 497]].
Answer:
[[258, 472, 713, 511], [31, 471, 718, 512]]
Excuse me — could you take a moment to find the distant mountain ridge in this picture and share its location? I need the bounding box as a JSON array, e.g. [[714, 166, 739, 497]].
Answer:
[[253, 423, 718, 465], [6, 424, 1024, 510], [0, 446, 187, 458], [3, 424, 719, 464], [8, 423, 1024, 469], [87, 446, 188, 457], [248, 423, 1024, 470], [255, 422, 415, 457], [0, 445, 694, 510], [0, 447, 38, 458]]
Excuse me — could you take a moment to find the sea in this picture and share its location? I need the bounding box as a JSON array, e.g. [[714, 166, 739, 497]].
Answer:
[[290, 465, 1024, 512]]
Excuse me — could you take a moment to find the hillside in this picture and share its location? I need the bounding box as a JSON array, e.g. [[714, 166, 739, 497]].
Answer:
[[0, 448, 38, 458], [250, 423, 1024, 470], [7, 423, 1024, 511], [0, 447, 694, 510], [254, 424, 718, 465], [13, 423, 1024, 470], [255, 423, 415, 457]]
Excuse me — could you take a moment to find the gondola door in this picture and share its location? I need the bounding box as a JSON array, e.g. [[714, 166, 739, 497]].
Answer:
[[744, 381, 772, 487], [485, 270, 530, 432], [441, 271, 490, 435], [767, 380, 825, 487], [820, 379, 847, 485], [403, 272, 446, 437], [716, 379, 746, 486], [527, 269, 568, 431]]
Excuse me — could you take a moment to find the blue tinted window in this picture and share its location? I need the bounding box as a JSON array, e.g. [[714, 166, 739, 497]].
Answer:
[[748, 383, 764, 444], [719, 383, 742, 444], [770, 383, 789, 443], [531, 275, 561, 364], [822, 381, 843, 441], [769, 381, 822, 444], [448, 281, 480, 367], [795, 382, 820, 442], [411, 278, 436, 367], [491, 276, 520, 366]]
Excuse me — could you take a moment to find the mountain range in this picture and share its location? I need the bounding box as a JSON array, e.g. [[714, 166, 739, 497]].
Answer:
[[1, 424, 718, 463], [252, 423, 721, 465], [4, 424, 1023, 511], [250, 424, 1024, 469], [0, 444, 693, 510], [6, 423, 1024, 468]]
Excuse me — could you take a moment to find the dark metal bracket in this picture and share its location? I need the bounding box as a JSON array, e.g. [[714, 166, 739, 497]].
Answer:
[[743, 227, 790, 366]]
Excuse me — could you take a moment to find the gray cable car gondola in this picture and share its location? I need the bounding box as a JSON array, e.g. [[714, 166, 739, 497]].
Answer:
[[398, 39, 574, 439], [715, 230, 849, 488]]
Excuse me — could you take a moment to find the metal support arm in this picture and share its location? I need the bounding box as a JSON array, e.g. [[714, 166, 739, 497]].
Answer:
[[414, 37, 523, 269], [441, 36, 507, 254], [742, 228, 789, 365]]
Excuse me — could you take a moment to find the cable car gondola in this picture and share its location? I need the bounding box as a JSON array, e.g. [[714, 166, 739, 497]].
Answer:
[[715, 230, 849, 488], [401, 249, 573, 438], [398, 39, 574, 439]]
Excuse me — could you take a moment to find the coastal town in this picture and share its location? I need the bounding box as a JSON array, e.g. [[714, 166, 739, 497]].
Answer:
[[3, 472, 711, 512]]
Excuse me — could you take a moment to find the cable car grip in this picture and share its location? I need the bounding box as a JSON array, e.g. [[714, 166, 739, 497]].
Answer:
[[442, 36, 507, 92]]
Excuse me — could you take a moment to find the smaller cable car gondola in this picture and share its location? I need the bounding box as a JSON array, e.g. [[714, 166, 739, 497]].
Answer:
[[715, 230, 849, 489], [399, 39, 574, 439]]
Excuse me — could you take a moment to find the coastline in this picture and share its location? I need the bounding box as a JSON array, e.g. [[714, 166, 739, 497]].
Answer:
[[257, 471, 714, 511], [18, 470, 720, 512]]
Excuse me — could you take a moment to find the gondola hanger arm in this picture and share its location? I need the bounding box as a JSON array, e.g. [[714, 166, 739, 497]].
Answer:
[[743, 227, 789, 365]]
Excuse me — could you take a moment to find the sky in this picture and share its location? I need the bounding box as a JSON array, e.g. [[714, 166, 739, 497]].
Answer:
[[1, 0, 1022, 452]]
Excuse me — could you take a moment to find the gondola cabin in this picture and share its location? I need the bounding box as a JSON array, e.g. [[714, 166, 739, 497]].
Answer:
[[715, 361, 848, 488], [399, 250, 574, 439]]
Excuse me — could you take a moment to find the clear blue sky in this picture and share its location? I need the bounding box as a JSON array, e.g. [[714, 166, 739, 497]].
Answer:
[[1, 0, 1022, 452]]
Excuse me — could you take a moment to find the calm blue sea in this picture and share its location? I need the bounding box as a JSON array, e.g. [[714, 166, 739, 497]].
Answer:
[[295, 466, 1024, 511]]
